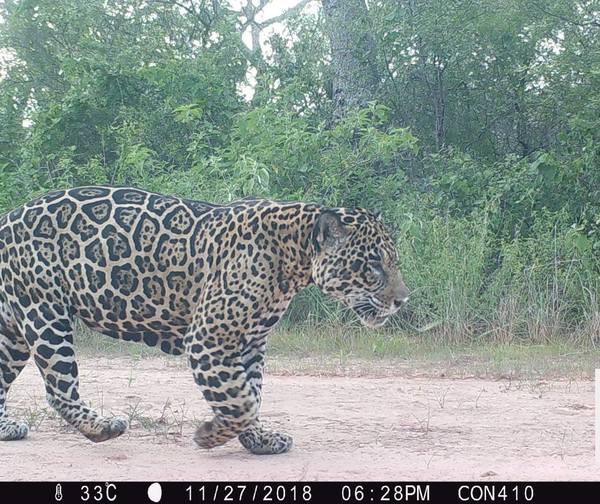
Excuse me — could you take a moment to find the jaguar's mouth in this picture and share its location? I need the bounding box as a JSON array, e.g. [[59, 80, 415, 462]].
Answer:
[[352, 301, 391, 329], [359, 314, 390, 329]]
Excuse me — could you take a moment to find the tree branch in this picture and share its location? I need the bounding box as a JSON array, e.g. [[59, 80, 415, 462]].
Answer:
[[256, 0, 312, 29], [529, 1, 600, 29]]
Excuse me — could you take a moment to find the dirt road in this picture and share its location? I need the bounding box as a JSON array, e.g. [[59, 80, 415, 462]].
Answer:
[[1, 356, 597, 481]]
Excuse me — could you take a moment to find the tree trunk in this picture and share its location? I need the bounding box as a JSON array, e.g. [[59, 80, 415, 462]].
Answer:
[[322, 0, 379, 121]]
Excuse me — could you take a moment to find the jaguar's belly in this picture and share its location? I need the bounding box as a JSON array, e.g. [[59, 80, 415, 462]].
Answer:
[[70, 272, 198, 356], [70, 283, 198, 333], [85, 322, 187, 355]]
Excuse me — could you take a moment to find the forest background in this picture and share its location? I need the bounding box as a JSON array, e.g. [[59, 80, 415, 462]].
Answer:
[[2, 0, 600, 348]]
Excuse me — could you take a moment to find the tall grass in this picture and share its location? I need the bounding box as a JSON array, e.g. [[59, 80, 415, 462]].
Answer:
[[284, 211, 600, 347]]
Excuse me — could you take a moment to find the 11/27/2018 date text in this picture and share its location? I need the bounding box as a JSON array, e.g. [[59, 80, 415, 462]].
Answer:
[[186, 484, 313, 502], [185, 484, 432, 503]]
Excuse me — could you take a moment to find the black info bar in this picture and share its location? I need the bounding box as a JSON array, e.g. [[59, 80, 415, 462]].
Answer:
[[0, 481, 598, 504]]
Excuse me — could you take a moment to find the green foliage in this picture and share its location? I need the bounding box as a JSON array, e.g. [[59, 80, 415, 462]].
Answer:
[[1, 0, 599, 345], [395, 208, 599, 344]]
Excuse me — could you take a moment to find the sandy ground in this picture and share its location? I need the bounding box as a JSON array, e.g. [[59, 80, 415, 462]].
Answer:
[[0, 356, 598, 481]]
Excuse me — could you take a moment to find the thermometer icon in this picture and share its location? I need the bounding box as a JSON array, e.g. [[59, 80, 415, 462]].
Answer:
[[55, 483, 63, 501]]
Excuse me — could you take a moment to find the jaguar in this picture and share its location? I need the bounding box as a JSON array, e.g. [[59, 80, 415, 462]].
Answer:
[[0, 186, 409, 454]]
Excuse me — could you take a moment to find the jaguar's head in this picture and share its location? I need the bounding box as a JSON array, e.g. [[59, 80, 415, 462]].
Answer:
[[310, 209, 409, 328]]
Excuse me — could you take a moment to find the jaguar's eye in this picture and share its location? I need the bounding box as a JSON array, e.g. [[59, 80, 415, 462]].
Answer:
[[366, 262, 385, 283], [370, 263, 384, 275]]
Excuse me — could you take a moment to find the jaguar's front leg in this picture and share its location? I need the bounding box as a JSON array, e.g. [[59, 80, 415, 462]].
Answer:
[[237, 339, 293, 455], [188, 353, 258, 448], [186, 280, 294, 454], [184, 304, 270, 448], [186, 327, 292, 454]]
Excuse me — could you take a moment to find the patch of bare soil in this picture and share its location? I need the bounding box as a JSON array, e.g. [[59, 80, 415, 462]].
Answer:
[[1, 356, 597, 481]]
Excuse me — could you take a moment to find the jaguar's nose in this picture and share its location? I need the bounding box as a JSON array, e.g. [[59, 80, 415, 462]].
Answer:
[[393, 296, 409, 309], [392, 281, 410, 309]]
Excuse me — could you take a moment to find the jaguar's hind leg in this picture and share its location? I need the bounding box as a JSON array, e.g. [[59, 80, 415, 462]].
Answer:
[[23, 316, 127, 442], [0, 325, 30, 441]]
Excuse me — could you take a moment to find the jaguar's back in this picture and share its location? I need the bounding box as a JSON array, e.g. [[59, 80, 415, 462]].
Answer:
[[0, 186, 220, 355]]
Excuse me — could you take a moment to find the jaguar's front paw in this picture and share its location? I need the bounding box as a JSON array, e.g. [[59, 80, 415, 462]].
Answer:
[[239, 428, 293, 455], [84, 417, 128, 443]]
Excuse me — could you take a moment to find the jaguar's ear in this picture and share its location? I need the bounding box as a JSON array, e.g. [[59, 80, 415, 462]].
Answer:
[[312, 211, 350, 254]]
